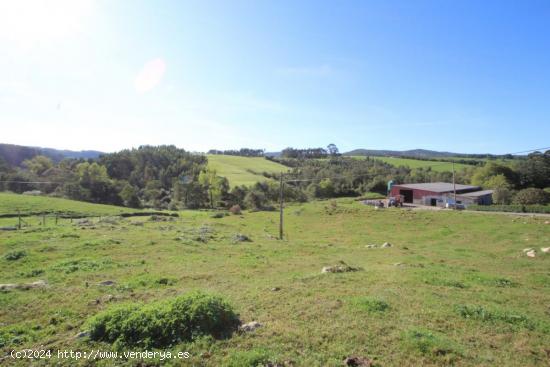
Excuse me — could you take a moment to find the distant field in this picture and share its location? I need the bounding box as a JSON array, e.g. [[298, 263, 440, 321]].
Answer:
[[0, 192, 137, 217], [1, 197, 549, 366], [207, 155, 288, 187], [353, 156, 471, 172]]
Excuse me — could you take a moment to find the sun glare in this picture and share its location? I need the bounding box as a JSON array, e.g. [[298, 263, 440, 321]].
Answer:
[[0, 0, 94, 44]]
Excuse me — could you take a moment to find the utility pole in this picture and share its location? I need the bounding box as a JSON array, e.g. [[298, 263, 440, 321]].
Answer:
[[279, 172, 284, 240], [452, 161, 457, 210]]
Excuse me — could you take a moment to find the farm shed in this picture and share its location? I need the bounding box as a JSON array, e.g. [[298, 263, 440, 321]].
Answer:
[[389, 182, 492, 207]]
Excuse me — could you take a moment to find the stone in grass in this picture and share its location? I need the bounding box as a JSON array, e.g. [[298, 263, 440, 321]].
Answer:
[[98, 280, 116, 286], [365, 244, 377, 249], [239, 321, 262, 332], [541, 247, 550, 253], [343, 355, 373, 366], [322, 261, 360, 273], [381, 242, 392, 248], [232, 233, 251, 243], [75, 330, 90, 338], [0, 280, 47, 291]]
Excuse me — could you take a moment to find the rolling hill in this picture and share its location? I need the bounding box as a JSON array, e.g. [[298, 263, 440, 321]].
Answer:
[[0, 143, 103, 167], [207, 155, 288, 187], [353, 156, 471, 172]]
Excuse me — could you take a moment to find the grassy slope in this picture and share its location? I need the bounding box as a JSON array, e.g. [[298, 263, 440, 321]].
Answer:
[[1, 198, 549, 366], [0, 192, 137, 216], [368, 156, 470, 172], [207, 155, 288, 187]]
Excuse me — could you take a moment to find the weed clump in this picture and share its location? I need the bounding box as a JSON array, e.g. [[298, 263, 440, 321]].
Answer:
[[454, 304, 534, 329], [402, 328, 462, 361], [350, 297, 390, 313], [4, 250, 27, 261], [87, 291, 240, 348]]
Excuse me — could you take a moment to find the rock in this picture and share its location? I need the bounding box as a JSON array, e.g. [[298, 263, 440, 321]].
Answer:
[[0, 280, 47, 291], [98, 280, 116, 286], [239, 321, 262, 332], [526, 250, 536, 258], [75, 219, 93, 226], [21, 280, 47, 289], [393, 262, 405, 267], [233, 233, 251, 242], [365, 244, 377, 249], [271, 287, 281, 292], [544, 221, 549, 224], [381, 242, 392, 248], [343, 355, 373, 366], [101, 294, 117, 302], [322, 262, 359, 273], [75, 330, 90, 338], [0, 283, 17, 291], [522, 248, 534, 253], [541, 247, 550, 253]]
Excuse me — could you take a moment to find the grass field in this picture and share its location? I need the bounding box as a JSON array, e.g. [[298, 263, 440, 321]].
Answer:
[[365, 156, 471, 172], [0, 192, 138, 217], [1, 196, 549, 366], [207, 155, 288, 187]]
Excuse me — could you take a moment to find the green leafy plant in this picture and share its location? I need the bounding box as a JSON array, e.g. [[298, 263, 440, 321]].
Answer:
[[88, 291, 240, 348]]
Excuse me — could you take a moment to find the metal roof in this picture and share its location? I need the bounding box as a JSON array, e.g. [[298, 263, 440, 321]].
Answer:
[[459, 189, 494, 197], [393, 182, 481, 193]]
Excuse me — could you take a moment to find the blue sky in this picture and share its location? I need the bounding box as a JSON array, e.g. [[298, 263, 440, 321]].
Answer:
[[1, 0, 549, 154]]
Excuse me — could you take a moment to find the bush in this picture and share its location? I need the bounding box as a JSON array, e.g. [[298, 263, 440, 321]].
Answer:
[[513, 188, 550, 205], [229, 204, 242, 215], [88, 291, 240, 349], [4, 250, 27, 261]]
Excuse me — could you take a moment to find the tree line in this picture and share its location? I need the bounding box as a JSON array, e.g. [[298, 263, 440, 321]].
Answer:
[[207, 148, 265, 157], [1, 145, 548, 211]]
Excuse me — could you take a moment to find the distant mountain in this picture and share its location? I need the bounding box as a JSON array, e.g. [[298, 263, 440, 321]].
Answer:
[[344, 148, 497, 158], [0, 143, 104, 167]]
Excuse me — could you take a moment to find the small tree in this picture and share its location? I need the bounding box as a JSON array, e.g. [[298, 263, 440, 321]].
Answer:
[[327, 143, 339, 156], [23, 155, 53, 175], [120, 183, 141, 208], [243, 190, 266, 211], [492, 187, 513, 205]]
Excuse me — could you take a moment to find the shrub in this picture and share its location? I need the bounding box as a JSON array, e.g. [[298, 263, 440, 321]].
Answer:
[[88, 291, 240, 349], [4, 250, 27, 261], [513, 188, 550, 205], [229, 204, 242, 215]]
